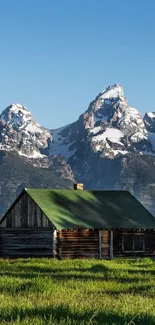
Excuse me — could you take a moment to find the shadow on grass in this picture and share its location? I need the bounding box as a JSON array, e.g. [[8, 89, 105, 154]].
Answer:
[[0, 272, 153, 297], [15, 263, 155, 275], [103, 284, 152, 296], [0, 268, 122, 283], [130, 263, 154, 268], [0, 305, 155, 325], [1, 263, 155, 292], [15, 263, 109, 273], [0, 270, 113, 282], [1, 267, 154, 284], [0, 264, 110, 280], [0, 263, 121, 276], [0, 281, 35, 294]]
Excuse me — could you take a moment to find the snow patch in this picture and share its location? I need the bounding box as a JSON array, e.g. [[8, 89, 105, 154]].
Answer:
[[94, 143, 128, 157], [50, 140, 76, 160], [89, 126, 102, 134], [100, 84, 124, 100], [112, 149, 128, 157], [130, 132, 147, 143], [50, 125, 76, 160], [51, 125, 69, 141], [147, 112, 155, 118], [18, 150, 45, 158], [92, 128, 124, 144]]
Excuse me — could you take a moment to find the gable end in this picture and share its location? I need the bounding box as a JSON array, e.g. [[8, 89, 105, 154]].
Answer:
[[0, 189, 55, 229]]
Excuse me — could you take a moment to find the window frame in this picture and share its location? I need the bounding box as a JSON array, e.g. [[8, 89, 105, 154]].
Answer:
[[122, 234, 145, 253]]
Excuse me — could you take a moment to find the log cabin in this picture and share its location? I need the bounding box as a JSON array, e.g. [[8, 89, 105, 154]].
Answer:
[[0, 183, 155, 259]]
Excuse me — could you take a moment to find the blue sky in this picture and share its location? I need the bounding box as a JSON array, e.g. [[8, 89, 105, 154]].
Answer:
[[0, 0, 155, 129]]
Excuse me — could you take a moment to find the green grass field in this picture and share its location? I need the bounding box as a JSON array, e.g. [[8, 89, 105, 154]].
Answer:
[[1, 258, 155, 325]]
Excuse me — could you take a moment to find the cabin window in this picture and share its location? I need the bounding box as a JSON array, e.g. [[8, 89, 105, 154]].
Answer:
[[123, 235, 133, 251], [122, 234, 145, 252], [134, 235, 144, 251]]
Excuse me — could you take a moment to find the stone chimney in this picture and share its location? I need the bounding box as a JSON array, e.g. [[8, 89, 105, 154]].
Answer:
[[73, 183, 84, 190]]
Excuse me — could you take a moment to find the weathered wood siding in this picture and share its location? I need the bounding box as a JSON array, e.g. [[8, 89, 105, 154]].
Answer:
[[0, 191, 55, 258], [0, 229, 54, 257], [0, 192, 53, 229], [113, 230, 155, 256], [56, 229, 109, 259]]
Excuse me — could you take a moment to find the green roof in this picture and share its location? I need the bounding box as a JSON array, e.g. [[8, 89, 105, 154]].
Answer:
[[25, 188, 155, 230]]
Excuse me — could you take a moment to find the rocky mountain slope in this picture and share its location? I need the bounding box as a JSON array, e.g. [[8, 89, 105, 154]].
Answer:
[[0, 104, 75, 216], [0, 84, 155, 217], [49, 84, 155, 214], [0, 150, 75, 217], [50, 84, 154, 160]]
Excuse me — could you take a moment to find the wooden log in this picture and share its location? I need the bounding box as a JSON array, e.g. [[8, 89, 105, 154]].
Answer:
[[0, 228, 54, 258]]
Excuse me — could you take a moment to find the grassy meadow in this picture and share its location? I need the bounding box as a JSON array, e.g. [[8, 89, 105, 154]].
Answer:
[[0, 258, 155, 324]]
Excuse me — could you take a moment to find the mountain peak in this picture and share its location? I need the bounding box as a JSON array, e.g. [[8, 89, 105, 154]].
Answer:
[[0, 103, 33, 130], [0, 103, 52, 159], [4, 103, 31, 115], [86, 83, 127, 120], [101, 83, 124, 99], [10, 103, 30, 112]]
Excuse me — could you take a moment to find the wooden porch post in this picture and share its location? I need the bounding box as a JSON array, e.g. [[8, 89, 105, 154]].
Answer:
[[99, 230, 102, 259], [109, 230, 113, 259], [53, 229, 57, 258]]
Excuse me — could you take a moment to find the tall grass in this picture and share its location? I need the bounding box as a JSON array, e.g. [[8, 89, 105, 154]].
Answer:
[[0, 258, 155, 324]]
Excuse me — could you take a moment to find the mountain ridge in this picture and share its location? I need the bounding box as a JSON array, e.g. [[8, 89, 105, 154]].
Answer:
[[0, 84, 154, 161], [0, 83, 155, 217], [49, 83, 155, 161]]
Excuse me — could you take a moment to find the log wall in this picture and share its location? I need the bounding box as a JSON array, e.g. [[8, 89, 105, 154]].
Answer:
[[56, 229, 110, 259], [0, 229, 54, 257], [101, 230, 109, 257]]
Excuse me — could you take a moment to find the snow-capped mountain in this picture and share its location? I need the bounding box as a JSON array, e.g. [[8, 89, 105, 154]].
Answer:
[[85, 83, 150, 157], [0, 104, 52, 159], [1, 85, 154, 163], [1, 83, 155, 217], [49, 84, 153, 161], [49, 84, 155, 216]]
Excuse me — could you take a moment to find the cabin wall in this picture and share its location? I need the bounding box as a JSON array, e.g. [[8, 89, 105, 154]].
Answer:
[[56, 229, 110, 259], [0, 192, 53, 228], [0, 229, 54, 257], [113, 230, 155, 256], [0, 192, 55, 258]]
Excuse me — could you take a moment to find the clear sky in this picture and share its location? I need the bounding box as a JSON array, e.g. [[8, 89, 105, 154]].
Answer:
[[0, 0, 155, 129]]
